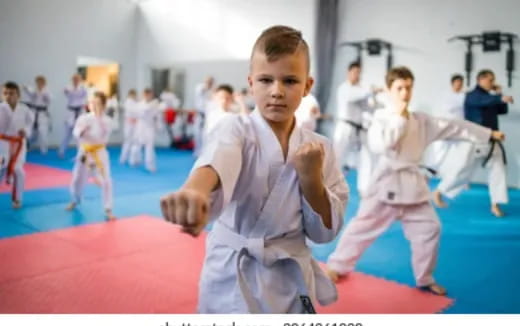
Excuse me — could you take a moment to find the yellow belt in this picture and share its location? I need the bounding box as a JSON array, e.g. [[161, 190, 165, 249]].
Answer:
[[81, 144, 106, 176]]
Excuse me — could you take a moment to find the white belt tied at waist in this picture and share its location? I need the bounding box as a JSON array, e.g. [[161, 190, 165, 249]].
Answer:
[[211, 221, 314, 313]]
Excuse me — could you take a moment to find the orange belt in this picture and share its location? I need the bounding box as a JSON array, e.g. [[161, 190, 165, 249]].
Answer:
[[0, 134, 24, 180]]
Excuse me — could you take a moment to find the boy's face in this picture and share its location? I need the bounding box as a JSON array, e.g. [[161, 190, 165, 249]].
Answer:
[[348, 67, 361, 84], [144, 92, 153, 101], [2, 87, 19, 106], [248, 50, 313, 124], [215, 90, 233, 110], [388, 78, 413, 107], [92, 96, 105, 115], [452, 79, 463, 92], [36, 79, 46, 90], [72, 75, 81, 87]]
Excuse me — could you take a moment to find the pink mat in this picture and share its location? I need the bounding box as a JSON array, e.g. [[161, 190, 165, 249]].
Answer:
[[0, 216, 453, 313], [0, 163, 73, 193]]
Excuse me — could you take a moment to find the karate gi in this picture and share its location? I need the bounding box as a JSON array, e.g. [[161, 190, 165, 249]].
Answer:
[[327, 108, 492, 287], [119, 97, 139, 164], [70, 112, 114, 210], [333, 82, 378, 195], [194, 109, 349, 313], [193, 83, 213, 156], [130, 99, 161, 171], [23, 86, 51, 154], [0, 102, 34, 203], [59, 85, 87, 156], [436, 86, 508, 204], [295, 94, 320, 131]]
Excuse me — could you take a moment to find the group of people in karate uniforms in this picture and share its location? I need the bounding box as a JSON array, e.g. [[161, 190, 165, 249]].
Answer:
[[1, 24, 514, 312]]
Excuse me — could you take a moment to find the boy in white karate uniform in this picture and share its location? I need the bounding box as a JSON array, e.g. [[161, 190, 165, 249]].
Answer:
[[23, 75, 51, 154], [130, 88, 161, 172], [59, 74, 87, 157], [119, 89, 139, 164], [160, 26, 349, 313], [326, 67, 505, 295], [66, 92, 116, 220], [0, 82, 34, 208]]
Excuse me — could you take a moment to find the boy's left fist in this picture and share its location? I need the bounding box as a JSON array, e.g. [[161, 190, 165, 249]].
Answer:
[[293, 141, 324, 180]]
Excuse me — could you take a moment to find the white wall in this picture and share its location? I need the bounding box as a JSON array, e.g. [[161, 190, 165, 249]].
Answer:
[[0, 0, 139, 146], [135, 0, 317, 107], [330, 0, 520, 188]]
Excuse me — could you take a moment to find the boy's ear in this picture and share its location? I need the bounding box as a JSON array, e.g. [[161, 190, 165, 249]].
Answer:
[[303, 77, 314, 97], [247, 75, 254, 94]]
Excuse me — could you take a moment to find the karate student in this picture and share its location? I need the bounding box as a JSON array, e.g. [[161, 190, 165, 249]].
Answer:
[[23, 75, 51, 154], [66, 92, 116, 220], [160, 87, 181, 147], [429, 75, 466, 173], [203, 84, 245, 138], [295, 92, 321, 131], [0, 82, 34, 208], [59, 74, 88, 157], [160, 25, 349, 313], [193, 76, 214, 156], [432, 69, 512, 217], [333, 62, 382, 195], [130, 88, 161, 172], [119, 89, 139, 164], [326, 67, 505, 296]]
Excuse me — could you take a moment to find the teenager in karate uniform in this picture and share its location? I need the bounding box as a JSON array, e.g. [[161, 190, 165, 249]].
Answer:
[[326, 67, 505, 296], [160, 26, 349, 313], [0, 82, 34, 208], [59, 74, 87, 157], [432, 70, 512, 217], [66, 92, 116, 220], [23, 75, 51, 154], [333, 62, 382, 195]]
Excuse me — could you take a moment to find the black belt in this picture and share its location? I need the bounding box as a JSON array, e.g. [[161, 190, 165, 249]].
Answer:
[[68, 106, 83, 120], [482, 139, 507, 167], [27, 104, 48, 130], [341, 119, 366, 137]]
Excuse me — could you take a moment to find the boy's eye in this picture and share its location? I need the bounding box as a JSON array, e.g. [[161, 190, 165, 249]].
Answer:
[[258, 78, 272, 83], [284, 78, 299, 85]]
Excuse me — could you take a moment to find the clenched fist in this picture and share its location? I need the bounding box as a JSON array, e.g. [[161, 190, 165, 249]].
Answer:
[[292, 141, 324, 181], [160, 188, 210, 237], [491, 130, 505, 142]]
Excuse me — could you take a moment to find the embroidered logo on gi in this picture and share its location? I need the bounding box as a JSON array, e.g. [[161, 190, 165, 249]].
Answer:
[[388, 192, 395, 200], [300, 295, 316, 314]]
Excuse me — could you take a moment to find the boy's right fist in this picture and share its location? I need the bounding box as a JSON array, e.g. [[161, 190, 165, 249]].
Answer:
[[491, 130, 505, 142], [160, 188, 210, 237]]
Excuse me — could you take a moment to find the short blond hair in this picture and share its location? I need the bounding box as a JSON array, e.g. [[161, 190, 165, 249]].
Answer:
[[250, 25, 310, 72]]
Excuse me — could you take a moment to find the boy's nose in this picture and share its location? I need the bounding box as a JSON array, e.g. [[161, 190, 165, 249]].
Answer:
[[270, 81, 284, 98]]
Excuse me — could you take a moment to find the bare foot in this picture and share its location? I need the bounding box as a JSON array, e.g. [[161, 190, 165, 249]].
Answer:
[[65, 202, 77, 211], [432, 190, 448, 208], [105, 209, 117, 221], [12, 200, 22, 209], [419, 283, 447, 296], [491, 204, 505, 217]]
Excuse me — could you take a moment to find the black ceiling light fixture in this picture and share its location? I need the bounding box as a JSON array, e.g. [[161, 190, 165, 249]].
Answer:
[[338, 38, 393, 71], [448, 31, 518, 87]]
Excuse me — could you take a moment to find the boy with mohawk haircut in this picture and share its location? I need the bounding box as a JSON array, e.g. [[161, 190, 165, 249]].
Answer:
[[160, 26, 349, 313]]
